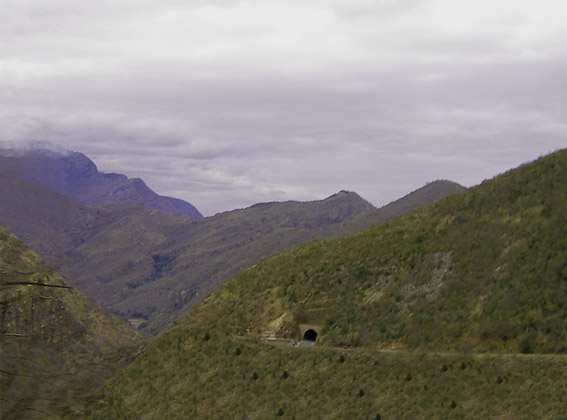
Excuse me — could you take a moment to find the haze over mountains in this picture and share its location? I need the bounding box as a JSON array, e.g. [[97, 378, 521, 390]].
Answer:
[[2, 0, 565, 415], [0, 147, 202, 218], [0, 147, 464, 333], [1, 148, 566, 419]]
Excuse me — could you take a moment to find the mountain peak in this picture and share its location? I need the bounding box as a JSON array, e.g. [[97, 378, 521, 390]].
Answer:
[[327, 189, 355, 198], [0, 147, 202, 218], [65, 152, 100, 181]]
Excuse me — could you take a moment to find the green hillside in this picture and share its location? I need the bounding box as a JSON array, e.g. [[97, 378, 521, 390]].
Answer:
[[338, 179, 465, 235], [1, 169, 461, 333], [187, 149, 567, 353], [69, 150, 567, 419], [0, 226, 143, 419]]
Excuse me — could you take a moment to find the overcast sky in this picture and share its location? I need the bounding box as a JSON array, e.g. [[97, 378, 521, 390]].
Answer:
[[1, 0, 566, 215]]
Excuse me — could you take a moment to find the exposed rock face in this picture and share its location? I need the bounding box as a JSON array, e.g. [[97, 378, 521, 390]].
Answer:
[[0, 149, 202, 218]]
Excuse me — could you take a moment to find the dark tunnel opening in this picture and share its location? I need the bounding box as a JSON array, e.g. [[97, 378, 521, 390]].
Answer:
[[303, 329, 318, 341]]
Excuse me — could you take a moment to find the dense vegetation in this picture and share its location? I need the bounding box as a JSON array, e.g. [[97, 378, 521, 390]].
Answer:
[[68, 336, 567, 419], [67, 150, 567, 418], [0, 226, 143, 419], [167, 149, 567, 353], [1, 167, 461, 333]]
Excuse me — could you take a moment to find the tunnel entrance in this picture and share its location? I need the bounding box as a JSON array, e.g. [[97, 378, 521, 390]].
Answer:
[[303, 329, 318, 342]]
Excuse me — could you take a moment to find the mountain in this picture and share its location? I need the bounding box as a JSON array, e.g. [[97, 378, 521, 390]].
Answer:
[[0, 171, 93, 259], [0, 148, 202, 218], [69, 150, 567, 419], [0, 169, 462, 333], [193, 149, 567, 353], [331, 180, 465, 236], [0, 226, 143, 419]]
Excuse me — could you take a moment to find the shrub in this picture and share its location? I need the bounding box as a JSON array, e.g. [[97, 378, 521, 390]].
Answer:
[[518, 335, 534, 354]]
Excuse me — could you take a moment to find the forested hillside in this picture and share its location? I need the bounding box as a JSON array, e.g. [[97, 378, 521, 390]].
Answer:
[[0, 226, 142, 419], [68, 151, 567, 419], [1, 168, 461, 333]]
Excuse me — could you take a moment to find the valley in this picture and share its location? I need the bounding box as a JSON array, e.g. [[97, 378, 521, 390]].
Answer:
[[3, 0, 565, 417], [1, 148, 566, 419], [1, 149, 463, 333]]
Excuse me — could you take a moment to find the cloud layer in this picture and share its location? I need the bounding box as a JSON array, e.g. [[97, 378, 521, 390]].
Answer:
[[2, 0, 566, 215]]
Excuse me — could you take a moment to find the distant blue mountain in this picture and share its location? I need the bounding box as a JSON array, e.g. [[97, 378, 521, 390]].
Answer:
[[0, 147, 202, 218]]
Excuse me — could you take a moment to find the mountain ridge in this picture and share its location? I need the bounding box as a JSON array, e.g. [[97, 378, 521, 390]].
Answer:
[[0, 165, 463, 333], [0, 148, 203, 218], [71, 149, 567, 419]]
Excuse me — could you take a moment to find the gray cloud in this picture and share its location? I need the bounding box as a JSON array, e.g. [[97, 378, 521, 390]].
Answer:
[[1, 0, 566, 215]]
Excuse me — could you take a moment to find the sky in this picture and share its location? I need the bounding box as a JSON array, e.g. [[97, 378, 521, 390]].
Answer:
[[1, 0, 566, 216]]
